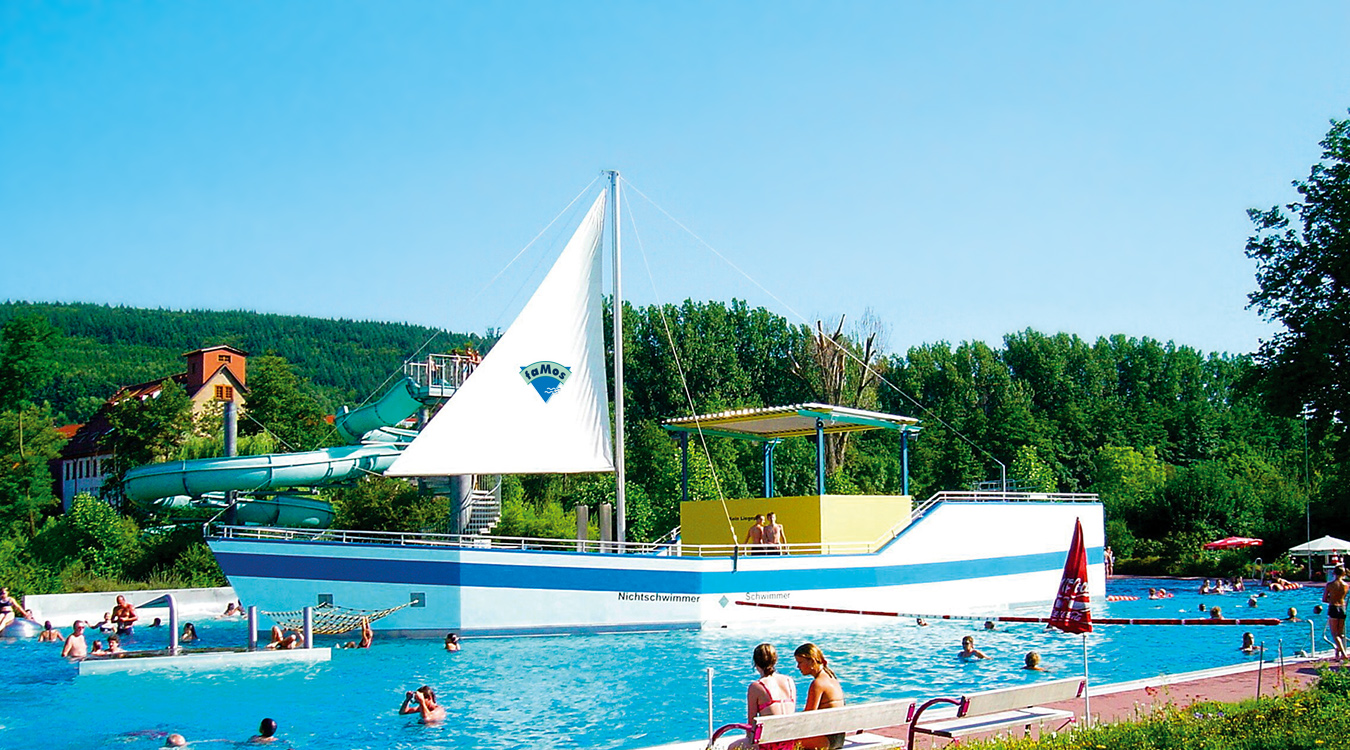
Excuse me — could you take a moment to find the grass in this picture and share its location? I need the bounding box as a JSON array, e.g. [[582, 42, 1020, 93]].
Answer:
[[960, 667, 1350, 750]]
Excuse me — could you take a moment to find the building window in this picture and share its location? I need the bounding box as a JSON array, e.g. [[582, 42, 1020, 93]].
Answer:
[[215, 385, 234, 401], [219, 354, 232, 363]]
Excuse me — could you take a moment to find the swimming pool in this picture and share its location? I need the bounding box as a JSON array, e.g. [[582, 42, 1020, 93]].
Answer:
[[1, 578, 1328, 750]]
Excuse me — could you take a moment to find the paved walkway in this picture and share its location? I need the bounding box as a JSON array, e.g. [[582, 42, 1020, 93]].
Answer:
[[880, 655, 1340, 748]]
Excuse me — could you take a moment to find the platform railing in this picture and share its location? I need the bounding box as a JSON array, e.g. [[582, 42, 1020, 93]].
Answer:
[[210, 490, 1100, 558]]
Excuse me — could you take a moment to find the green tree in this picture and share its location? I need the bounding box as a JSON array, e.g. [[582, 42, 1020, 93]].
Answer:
[[1246, 113, 1350, 434], [240, 354, 331, 450], [0, 315, 60, 409], [328, 477, 449, 533], [1011, 445, 1057, 493], [0, 404, 66, 535], [102, 380, 193, 507]]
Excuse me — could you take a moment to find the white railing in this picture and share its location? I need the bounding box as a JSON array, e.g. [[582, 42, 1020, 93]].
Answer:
[[210, 490, 1099, 558]]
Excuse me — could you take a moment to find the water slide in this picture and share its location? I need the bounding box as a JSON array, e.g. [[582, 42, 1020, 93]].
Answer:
[[122, 378, 430, 527]]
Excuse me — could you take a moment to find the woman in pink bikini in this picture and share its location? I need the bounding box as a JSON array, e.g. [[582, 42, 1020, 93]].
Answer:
[[730, 643, 797, 750]]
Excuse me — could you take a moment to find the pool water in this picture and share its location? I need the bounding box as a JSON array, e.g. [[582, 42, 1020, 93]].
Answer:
[[1, 578, 1329, 750]]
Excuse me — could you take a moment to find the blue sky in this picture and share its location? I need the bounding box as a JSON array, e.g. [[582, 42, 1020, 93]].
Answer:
[[1, 1, 1347, 357]]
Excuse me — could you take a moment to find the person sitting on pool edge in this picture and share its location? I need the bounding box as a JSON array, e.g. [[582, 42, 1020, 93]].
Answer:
[[1023, 651, 1047, 671], [959, 635, 986, 660], [444, 633, 461, 651], [729, 643, 796, 750], [400, 685, 446, 724], [795, 643, 845, 750], [249, 718, 279, 743], [0, 586, 32, 632]]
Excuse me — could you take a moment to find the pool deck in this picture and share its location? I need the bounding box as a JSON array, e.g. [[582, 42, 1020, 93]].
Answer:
[[640, 655, 1343, 750], [883, 654, 1339, 748]]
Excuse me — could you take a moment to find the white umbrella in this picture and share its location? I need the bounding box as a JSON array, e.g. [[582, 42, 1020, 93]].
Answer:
[[1288, 536, 1350, 553]]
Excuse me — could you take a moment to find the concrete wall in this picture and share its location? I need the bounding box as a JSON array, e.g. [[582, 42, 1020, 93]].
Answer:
[[22, 586, 239, 627], [679, 494, 912, 551]]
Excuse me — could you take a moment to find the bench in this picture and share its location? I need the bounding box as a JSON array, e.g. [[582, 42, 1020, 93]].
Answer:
[[907, 678, 1084, 748], [708, 698, 916, 750]]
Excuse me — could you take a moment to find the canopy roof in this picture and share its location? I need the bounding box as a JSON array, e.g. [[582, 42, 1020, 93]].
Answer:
[[662, 403, 919, 441], [1288, 535, 1350, 553]]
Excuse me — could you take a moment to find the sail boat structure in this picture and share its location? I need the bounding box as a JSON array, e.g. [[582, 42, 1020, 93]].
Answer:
[[387, 192, 614, 478], [205, 178, 1106, 637]]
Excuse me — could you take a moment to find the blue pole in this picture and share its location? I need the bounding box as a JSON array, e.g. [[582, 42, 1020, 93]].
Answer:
[[902, 429, 910, 496], [763, 440, 778, 498], [816, 418, 825, 496]]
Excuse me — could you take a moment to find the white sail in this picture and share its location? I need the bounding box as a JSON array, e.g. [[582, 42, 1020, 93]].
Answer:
[[387, 191, 613, 476]]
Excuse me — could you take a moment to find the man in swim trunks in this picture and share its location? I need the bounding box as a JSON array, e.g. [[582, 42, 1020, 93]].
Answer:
[[112, 594, 138, 634], [743, 514, 765, 555], [1324, 565, 1347, 660], [762, 512, 786, 555], [62, 620, 88, 658]]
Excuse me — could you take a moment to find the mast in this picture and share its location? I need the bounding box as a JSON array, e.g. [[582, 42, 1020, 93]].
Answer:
[[607, 170, 627, 546]]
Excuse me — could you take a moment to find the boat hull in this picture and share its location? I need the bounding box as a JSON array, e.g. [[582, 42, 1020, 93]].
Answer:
[[208, 500, 1105, 636]]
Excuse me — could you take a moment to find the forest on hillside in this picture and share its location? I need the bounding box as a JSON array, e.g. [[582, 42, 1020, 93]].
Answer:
[[0, 301, 486, 423]]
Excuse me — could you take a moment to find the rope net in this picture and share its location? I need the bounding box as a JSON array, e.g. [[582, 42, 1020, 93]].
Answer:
[[261, 601, 414, 635]]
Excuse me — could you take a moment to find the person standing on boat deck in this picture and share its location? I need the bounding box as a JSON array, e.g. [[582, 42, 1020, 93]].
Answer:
[[729, 643, 796, 750], [61, 620, 87, 658], [762, 512, 786, 555], [794, 643, 845, 750], [743, 515, 766, 555], [1324, 565, 1348, 660]]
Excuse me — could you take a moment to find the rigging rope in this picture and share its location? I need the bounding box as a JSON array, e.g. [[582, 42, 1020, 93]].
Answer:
[[624, 183, 736, 545], [261, 601, 415, 635], [304, 176, 603, 451], [624, 179, 1008, 486]]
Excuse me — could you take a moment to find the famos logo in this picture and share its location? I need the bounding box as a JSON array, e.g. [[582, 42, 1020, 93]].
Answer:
[[519, 361, 571, 403]]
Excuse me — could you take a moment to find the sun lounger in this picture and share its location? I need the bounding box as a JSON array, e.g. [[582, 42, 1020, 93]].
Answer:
[[707, 698, 916, 750], [906, 678, 1084, 748]]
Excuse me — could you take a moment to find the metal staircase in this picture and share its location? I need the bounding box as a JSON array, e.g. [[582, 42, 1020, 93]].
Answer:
[[462, 482, 502, 535]]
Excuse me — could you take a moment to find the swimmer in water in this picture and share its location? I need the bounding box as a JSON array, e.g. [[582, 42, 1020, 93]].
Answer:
[[249, 718, 279, 743], [400, 685, 446, 724], [983, 620, 996, 630], [1286, 607, 1302, 622], [38, 621, 62, 642], [61, 620, 87, 658], [343, 618, 373, 649], [1023, 651, 1047, 671], [106, 635, 125, 654], [915, 617, 928, 627], [164, 734, 187, 748], [1210, 606, 1224, 620], [1240, 632, 1259, 654], [959, 635, 986, 660], [444, 632, 461, 652], [180, 622, 198, 642]]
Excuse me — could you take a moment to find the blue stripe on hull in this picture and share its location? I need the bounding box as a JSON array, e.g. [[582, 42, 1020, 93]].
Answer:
[[213, 546, 1104, 593]]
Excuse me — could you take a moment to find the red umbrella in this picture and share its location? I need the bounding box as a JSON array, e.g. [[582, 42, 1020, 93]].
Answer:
[[1203, 537, 1264, 550], [1049, 518, 1092, 634]]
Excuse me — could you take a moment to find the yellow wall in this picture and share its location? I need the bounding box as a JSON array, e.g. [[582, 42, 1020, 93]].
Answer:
[[680, 494, 912, 554]]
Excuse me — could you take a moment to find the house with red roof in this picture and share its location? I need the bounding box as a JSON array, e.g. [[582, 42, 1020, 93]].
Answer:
[[55, 346, 249, 507]]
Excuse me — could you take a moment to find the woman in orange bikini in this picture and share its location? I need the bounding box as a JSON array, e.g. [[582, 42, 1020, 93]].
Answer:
[[795, 642, 845, 750], [729, 643, 797, 750]]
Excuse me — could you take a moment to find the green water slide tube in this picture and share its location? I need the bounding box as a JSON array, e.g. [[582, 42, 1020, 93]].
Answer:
[[122, 377, 431, 526], [122, 442, 405, 505], [333, 377, 425, 445]]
